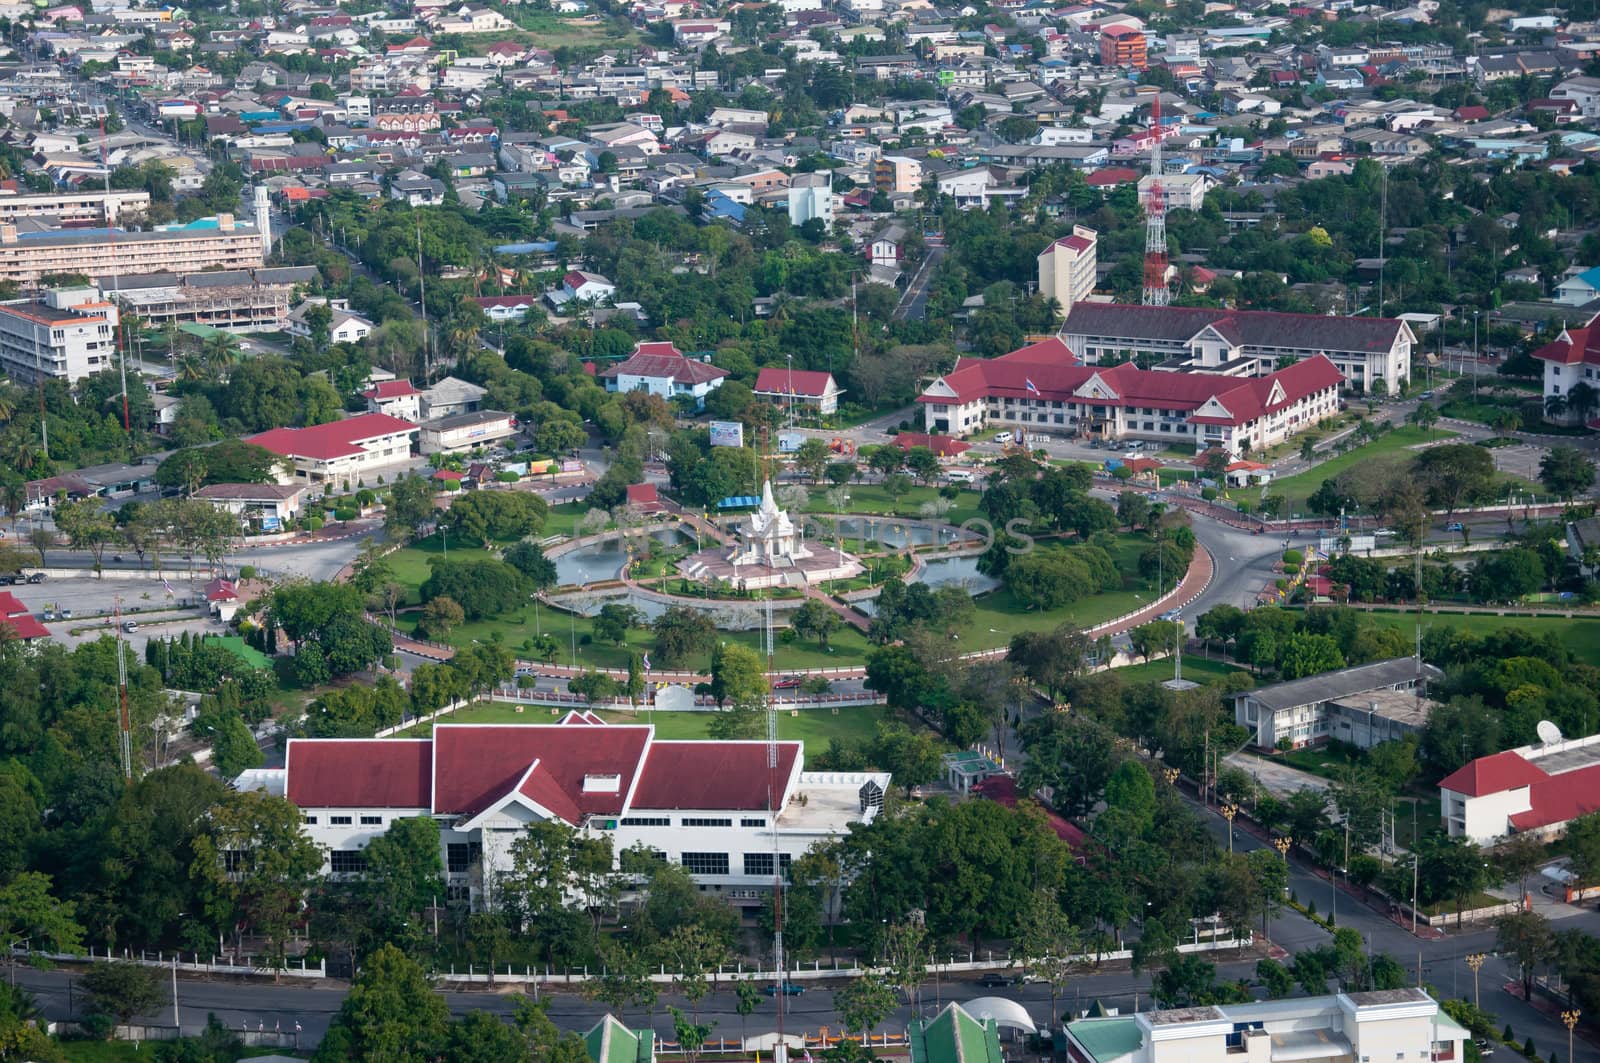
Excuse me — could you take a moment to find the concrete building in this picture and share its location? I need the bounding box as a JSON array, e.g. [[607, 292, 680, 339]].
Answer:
[[241, 715, 890, 909], [1232, 657, 1443, 750], [598, 341, 727, 410], [1441, 730, 1600, 843], [0, 188, 151, 226], [918, 337, 1344, 457], [0, 214, 266, 286], [420, 376, 488, 420], [1098, 25, 1147, 69], [0, 286, 120, 384], [104, 267, 316, 333], [191, 482, 309, 531], [246, 413, 417, 492], [418, 410, 518, 454], [1037, 226, 1097, 316], [786, 172, 834, 228], [1060, 303, 1415, 396], [1064, 989, 1466, 1063], [874, 155, 923, 194]]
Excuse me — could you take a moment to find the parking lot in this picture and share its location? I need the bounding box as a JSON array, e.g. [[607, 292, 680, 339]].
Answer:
[[5, 576, 223, 652]]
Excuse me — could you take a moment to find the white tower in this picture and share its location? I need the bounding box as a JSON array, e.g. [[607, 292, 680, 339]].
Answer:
[[254, 185, 272, 260]]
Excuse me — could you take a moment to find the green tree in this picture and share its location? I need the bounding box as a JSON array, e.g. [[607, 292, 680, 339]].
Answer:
[[0, 872, 84, 962], [834, 975, 899, 1039], [209, 713, 263, 778], [707, 642, 768, 739], [1017, 887, 1083, 1023], [794, 438, 832, 483], [1539, 445, 1595, 501], [54, 497, 118, 574], [191, 790, 324, 976], [651, 606, 717, 666], [1496, 910, 1554, 1001], [790, 599, 841, 649], [386, 476, 437, 540], [312, 944, 450, 1062], [80, 963, 162, 1032]]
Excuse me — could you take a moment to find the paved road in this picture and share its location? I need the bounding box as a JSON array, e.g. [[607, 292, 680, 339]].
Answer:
[[893, 240, 945, 322]]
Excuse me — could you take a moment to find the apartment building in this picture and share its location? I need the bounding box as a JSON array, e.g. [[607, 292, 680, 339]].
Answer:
[[874, 155, 923, 194], [1064, 989, 1466, 1063], [105, 266, 316, 333], [0, 286, 119, 384], [918, 337, 1344, 456], [0, 216, 265, 287], [0, 189, 151, 226], [1060, 303, 1414, 396], [1098, 25, 1147, 69], [1037, 226, 1097, 315], [240, 714, 890, 909]]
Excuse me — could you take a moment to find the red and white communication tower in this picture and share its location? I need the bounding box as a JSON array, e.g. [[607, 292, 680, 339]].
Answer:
[[1142, 91, 1170, 307]]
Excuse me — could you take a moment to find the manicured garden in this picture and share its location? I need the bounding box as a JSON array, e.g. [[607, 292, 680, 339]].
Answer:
[[1269, 426, 1456, 511], [399, 703, 888, 744]]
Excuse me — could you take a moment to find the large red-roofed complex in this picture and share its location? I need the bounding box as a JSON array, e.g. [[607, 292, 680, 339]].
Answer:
[[239, 714, 889, 909], [919, 333, 1343, 457], [1440, 732, 1600, 844], [246, 412, 418, 493]]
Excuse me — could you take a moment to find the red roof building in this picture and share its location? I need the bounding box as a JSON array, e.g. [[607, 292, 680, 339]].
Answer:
[[0, 590, 48, 640], [246, 413, 417, 491], [752, 368, 843, 415], [263, 718, 890, 903], [1085, 166, 1142, 188], [919, 335, 1343, 457], [625, 483, 664, 512], [1440, 737, 1600, 843], [891, 432, 972, 458], [598, 342, 728, 411]]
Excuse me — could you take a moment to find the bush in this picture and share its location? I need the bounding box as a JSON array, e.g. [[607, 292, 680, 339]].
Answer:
[[306, 517, 324, 531], [1201, 487, 1219, 501], [1284, 563, 1301, 576], [237, 564, 257, 580], [1283, 549, 1304, 565], [497, 470, 520, 482], [356, 489, 376, 507], [334, 507, 358, 522]]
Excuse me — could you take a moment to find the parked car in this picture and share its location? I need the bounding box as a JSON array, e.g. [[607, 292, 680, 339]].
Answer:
[[773, 677, 802, 689], [26, 573, 44, 584], [992, 431, 1013, 444], [977, 972, 1017, 988], [1474, 1040, 1494, 1056], [763, 982, 805, 996], [60, 608, 72, 620], [42, 609, 54, 621], [123, 621, 139, 633]]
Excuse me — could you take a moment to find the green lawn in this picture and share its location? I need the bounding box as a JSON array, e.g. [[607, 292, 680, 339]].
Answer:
[[1270, 426, 1458, 511], [399, 704, 890, 747], [398, 603, 876, 672], [1358, 609, 1600, 659], [205, 635, 272, 670], [800, 483, 982, 523], [1113, 656, 1248, 684], [542, 501, 588, 539]]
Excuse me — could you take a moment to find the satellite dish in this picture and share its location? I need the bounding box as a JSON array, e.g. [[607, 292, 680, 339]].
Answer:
[[1537, 720, 1564, 746]]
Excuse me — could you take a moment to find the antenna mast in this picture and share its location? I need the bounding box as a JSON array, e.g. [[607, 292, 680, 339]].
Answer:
[[1142, 91, 1169, 307], [102, 116, 130, 436], [765, 593, 785, 1037], [114, 595, 133, 781]]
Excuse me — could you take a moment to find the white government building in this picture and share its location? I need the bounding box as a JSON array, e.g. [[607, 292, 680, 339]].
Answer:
[[239, 713, 890, 907]]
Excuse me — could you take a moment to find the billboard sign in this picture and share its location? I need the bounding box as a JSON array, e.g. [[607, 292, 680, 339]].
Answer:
[[709, 420, 745, 448]]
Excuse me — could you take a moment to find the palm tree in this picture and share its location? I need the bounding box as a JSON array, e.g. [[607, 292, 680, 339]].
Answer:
[[0, 386, 18, 423], [202, 333, 240, 376], [1567, 381, 1599, 426], [175, 352, 209, 384], [1410, 403, 1440, 438], [1491, 410, 1521, 437], [1546, 392, 1569, 422]]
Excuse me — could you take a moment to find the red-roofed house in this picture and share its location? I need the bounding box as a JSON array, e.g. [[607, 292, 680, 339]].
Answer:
[[752, 368, 843, 415], [1441, 735, 1600, 843], [475, 294, 539, 323], [918, 336, 1343, 456], [362, 379, 421, 421], [1085, 166, 1142, 189], [0, 590, 48, 641], [1531, 322, 1600, 424], [625, 483, 665, 513], [599, 341, 727, 410], [247, 412, 417, 492], [245, 720, 890, 908]]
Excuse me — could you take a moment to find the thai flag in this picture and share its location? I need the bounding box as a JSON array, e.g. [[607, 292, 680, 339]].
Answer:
[[1025, 378, 1040, 396], [641, 652, 651, 672]]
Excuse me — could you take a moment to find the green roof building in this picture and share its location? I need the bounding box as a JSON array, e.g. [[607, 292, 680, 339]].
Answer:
[[910, 1002, 1005, 1063], [584, 1015, 655, 1063]]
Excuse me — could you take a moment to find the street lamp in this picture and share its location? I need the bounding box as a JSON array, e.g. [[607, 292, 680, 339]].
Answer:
[[1465, 953, 1486, 1008], [1273, 836, 1292, 860], [1161, 766, 1179, 786], [1221, 802, 1239, 854], [1563, 1009, 1581, 1063]]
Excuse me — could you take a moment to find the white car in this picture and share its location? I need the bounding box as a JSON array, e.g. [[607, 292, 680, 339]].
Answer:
[[993, 431, 1013, 444], [945, 469, 975, 483]]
